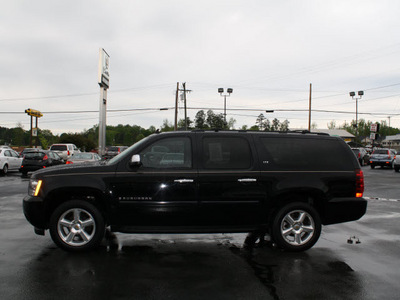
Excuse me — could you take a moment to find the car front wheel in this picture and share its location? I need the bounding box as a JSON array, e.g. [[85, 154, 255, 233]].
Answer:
[[49, 200, 105, 252], [271, 202, 321, 252]]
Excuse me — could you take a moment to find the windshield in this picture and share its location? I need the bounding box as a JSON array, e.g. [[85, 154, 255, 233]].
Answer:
[[50, 145, 67, 151], [373, 150, 388, 155], [72, 153, 93, 160], [108, 135, 152, 164], [24, 152, 45, 159], [107, 146, 119, 152]]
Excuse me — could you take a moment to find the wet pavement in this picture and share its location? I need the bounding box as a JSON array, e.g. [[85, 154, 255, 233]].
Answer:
[[0, 167, 399, 299]]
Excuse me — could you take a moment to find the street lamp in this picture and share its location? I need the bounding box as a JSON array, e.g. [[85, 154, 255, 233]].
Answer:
[[218, 88, 233, 124], [349, 90, 364, 140]]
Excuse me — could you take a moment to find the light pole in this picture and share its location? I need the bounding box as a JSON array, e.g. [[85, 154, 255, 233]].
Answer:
[[349, 90, 364, 141], [218, 88, 233, 125]]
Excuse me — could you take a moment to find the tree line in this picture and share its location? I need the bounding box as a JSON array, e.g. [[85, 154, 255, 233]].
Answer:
[[3, 109, 397, 151]]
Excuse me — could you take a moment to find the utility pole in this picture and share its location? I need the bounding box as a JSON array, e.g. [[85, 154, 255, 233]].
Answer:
[[175, 82, 179, 131], [183, 82, 187, 130], [308, 83, 312, 131], [176, 82, 192, 130]]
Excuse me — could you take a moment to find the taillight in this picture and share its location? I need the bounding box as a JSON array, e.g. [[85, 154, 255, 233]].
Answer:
[[43, 155, 48, 161], [355, 169, 364, 198], [67, 151, 70, 156], [358, 153, 361, 158], [66, 161, 73, 164]]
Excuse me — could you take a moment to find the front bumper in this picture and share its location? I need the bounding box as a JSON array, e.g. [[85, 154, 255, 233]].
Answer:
[[23, 195, 47, 230], [323, 197, 367, 225]]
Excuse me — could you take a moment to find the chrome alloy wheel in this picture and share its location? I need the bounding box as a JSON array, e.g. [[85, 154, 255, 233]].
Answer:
[[280, 210, 315, 246], [57, 208, 96, 247]]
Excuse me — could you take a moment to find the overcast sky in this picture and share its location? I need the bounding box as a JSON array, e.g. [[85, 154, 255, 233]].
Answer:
[[1, 0, 400, 135]]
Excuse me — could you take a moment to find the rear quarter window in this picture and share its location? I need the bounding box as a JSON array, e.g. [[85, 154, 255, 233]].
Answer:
[[258, 137, 355, 171]]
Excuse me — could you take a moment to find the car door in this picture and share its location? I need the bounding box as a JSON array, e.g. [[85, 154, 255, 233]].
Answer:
[[196, 133, 265, 226], [111, 135, 199, 227], [4, 150, 18, 170]]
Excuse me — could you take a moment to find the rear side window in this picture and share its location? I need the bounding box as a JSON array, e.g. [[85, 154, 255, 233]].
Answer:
[[259, 137, 354, 171], [51, 145, 67, 151], [202, 137, 252, 169]]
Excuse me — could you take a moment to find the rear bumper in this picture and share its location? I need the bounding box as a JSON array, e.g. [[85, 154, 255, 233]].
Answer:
[[369, 160, 392, 166], [323, 197, 367, 225]]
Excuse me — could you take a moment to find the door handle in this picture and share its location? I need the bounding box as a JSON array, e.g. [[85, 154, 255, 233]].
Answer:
[[174, 179, 194, 183], [238, 178, 257, 183]]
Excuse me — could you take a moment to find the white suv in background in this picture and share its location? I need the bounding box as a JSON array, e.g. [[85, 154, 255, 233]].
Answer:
[[49, 144, 80, 160]]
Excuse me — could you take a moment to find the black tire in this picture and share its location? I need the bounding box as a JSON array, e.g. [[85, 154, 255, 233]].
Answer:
[[370, 165, 375, 169], [49, 200, 105, 252], [271, 202, 321, 252], [395, 167, 399, 173], [2, 164, 8, 175]]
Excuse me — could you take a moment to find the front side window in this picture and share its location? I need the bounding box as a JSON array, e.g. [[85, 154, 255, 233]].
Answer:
[[202, 137, 252, 169], [139, 137, 192, 169]]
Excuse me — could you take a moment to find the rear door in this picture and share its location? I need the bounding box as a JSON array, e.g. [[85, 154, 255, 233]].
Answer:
[[196, 133, 265, 226]]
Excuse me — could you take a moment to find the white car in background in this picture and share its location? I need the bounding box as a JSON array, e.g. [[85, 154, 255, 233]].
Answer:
[[49, 143, 80, 160], [0, 148, 23, 175], [393, 152, 400, 172]]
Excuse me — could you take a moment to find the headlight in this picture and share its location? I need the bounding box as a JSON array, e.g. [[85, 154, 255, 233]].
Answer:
[[29, 179, 43, 197]]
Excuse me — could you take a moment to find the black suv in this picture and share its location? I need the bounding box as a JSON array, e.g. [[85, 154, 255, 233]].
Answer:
[[23, 131, 367, 252]]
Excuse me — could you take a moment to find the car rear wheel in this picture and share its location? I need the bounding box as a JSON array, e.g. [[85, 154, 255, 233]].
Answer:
[[49, 200, 105, 252], [271, 202, 321, 252]]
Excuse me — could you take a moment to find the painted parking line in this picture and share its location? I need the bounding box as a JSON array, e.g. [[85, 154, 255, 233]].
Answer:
[[365, 197, 400, 202]]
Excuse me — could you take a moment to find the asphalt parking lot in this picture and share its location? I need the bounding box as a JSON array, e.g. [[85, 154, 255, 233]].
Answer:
[[0, 166, 399, 299]]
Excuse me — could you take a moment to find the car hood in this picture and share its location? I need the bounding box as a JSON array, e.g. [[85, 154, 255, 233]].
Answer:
[[31, 161, 116, 178]]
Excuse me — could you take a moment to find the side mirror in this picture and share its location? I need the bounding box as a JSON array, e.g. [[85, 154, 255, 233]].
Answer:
[[130, 154, 142, 167]]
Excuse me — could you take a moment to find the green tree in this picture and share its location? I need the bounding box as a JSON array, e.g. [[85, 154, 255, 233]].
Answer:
[[206, 110, 226, 129], [194, 110, 208, 129], [161, 119, 174, 132]]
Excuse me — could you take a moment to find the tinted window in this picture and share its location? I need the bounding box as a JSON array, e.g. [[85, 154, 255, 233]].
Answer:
[[202, 137, 252, 169], [51, 145, 67, 151], [139, 137, 192, 169], [372, 149, 388, 155], [24, 152, 46, 159], [259, 137, 354, 171]]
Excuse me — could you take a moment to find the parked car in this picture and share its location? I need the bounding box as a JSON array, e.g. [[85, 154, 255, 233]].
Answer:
[[19, 150, 65, 175], [369, 148, 396, 169], [49, 143, 80, 160], [0, 148, 22, 175], [104, 146, 128, 159], [66, 152, 102, 165], [0, 145, 12, 150], [23, 130, 367, 252], [351, 148, 369, 166]]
